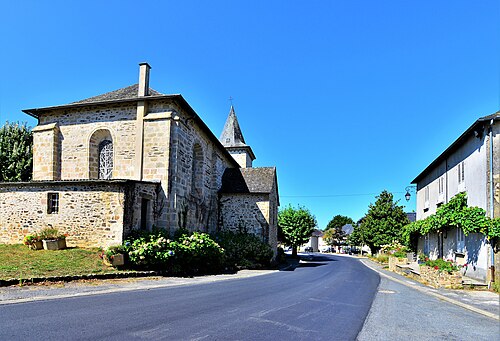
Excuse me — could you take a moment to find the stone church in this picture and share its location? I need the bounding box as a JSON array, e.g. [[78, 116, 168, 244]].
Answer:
[[0, 63, 279, 254]]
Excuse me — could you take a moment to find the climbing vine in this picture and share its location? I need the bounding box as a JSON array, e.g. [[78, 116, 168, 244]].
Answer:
[[402, 192, 500, 246]]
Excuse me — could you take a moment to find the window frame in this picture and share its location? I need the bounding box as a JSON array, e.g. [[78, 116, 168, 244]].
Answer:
[[47, 192, 59, 214]]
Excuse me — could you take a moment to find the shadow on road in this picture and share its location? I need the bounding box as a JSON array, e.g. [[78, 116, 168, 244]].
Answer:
[[279, 253, 337, 271]]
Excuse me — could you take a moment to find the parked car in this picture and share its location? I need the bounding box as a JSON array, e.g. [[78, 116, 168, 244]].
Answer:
[[304, 246, 314, 252], [320, 246, 332, 253]]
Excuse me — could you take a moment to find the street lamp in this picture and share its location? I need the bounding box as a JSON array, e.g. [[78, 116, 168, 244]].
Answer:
[[405, 185, 416, 201]]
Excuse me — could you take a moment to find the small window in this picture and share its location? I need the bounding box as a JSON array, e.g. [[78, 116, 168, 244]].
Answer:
[[424, 186, 430, 210], [457, 228, 465, 253], [47, 193, 59, 214], [458, 161, 465, 184], [438, 177, 444, 194]]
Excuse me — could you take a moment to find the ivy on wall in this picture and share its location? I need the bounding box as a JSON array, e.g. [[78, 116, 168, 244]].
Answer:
[[402, 192, 500, 247]]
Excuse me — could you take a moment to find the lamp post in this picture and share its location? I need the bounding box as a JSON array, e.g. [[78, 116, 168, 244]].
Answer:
[[405, 185, 416, 201]]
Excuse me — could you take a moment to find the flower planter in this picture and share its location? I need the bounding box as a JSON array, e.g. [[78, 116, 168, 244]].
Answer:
[[29, 240, 44, 250], [419, 265, 462, 288], [42, 239, 67, 250], [104, 254, 125, 267]]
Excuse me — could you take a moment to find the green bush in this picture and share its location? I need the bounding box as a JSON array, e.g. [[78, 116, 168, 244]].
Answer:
[[214, 231, 273, 270], [370, 254, 389, 264], [424, 258, 459, 273], [123, 229, 225, 275]]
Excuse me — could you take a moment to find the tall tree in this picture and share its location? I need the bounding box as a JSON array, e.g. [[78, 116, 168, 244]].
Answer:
[[278, 205, 317, 257], [0, 122, 33, 182], [360, 190, 409, 253], [323, 215, 354, 246]]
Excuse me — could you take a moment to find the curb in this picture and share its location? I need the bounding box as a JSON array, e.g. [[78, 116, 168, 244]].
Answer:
[[360, 259, 499, 321], [0, 271, 160, 287]]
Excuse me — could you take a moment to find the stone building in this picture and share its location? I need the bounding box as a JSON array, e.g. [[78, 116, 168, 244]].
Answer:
[[0, 63, 279, 254]]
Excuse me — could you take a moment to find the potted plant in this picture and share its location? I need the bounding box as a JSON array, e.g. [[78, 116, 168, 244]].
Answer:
[[40, 227, 68, 250], [101, 245, 125, 267], [23, 234, 43, 250]]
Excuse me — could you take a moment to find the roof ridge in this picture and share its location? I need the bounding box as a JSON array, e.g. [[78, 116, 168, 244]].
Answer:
[[71, 83, 163, 104]]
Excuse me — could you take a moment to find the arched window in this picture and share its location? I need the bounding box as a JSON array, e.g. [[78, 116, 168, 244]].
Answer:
[[191, 144, 204, 197], [89, 129, 113, 179], [98, 140, 113, 179]]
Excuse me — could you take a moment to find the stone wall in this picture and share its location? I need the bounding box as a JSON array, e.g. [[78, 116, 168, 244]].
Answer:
[[37, 103, 139, 180], [32, 123, 60, 180], [165, 102, 236, 233], [413, 266, 462, 289], [219, 193, 270, 241], [0, 180, 157, 248]]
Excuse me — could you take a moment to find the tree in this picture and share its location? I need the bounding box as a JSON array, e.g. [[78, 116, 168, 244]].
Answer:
[[360, 190, 409, 254], [278, 205, 317, 257], [0, 122, 33, 182], [323, 215, 354, 247]]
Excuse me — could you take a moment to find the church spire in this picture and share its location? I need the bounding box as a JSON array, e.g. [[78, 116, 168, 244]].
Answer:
[[220, 105, 246, 147], [220, 105, 255, 168]]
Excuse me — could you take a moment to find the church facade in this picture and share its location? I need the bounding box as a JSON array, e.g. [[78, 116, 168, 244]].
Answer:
[[0, 63, 278, 253]]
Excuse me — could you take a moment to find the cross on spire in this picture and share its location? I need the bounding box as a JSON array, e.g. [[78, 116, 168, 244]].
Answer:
[[228, 96, 234, 106]]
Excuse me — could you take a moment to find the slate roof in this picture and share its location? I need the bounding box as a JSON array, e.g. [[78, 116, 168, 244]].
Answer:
[[406, 212, 416, 222], [342, 224, 354, 235], [220, 106, 247, 147], [220, 167, 277, 194], [412, 111, 500, 184], [219, 106, 256, 160], [72, 84, 163, 104]]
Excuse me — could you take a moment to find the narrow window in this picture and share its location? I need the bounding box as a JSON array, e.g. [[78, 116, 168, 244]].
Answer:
[[47, 193, 59, 214], [458, 162, 465, 184], [424, 186, 430, 210], [438, 177, 444, 194], [98, 140, 113, 179], [140, 198, 149, 230], [457, 228, 465, 253]]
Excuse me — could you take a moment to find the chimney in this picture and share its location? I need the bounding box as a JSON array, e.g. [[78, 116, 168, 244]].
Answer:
[[138, 62, 151, 97]]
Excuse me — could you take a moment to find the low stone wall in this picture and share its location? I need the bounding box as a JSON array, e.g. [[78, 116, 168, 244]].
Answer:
[[410, 265, 462, 289], [0, 180, 158, 248], [388, 256, 408, 271]]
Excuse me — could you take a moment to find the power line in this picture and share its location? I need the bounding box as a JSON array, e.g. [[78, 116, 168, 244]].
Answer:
[[281, 191, 405, 198]]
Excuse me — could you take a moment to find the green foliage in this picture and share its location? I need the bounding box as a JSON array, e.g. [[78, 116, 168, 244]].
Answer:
[[23, 234, 41, 246], [402, 193, 499, 245], [39, 228, 67, 240], [278, 205, 317, 255], [369, 253, 389, 264], [346, 223, 364, 246], [214, 231, 273, 270], [424, 258, 459, 274], [123, 230, 225, 275], [380, 240, 409, 258], [360, 190, 410, 253], [0, 122, 33, 182], [323, 215, 354, 246]]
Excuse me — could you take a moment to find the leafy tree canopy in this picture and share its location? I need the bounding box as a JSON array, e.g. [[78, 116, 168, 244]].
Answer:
[[278, 205, 317, 256], [323, 215, 354, 246], [360, 190, 409, 253], [0, 122, 33, 182]]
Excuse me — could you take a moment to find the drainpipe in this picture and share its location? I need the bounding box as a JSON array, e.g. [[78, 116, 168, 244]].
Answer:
[[489, 120, 495, 285]]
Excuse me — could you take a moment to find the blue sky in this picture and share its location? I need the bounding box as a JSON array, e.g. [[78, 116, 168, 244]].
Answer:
[[1, 1, 498, 229]]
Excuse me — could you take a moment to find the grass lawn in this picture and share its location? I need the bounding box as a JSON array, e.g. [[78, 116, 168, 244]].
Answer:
[[0, 244, 121, 280]]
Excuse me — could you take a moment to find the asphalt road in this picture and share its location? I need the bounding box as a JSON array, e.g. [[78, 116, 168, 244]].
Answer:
[[0, 254, 379, 340]]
